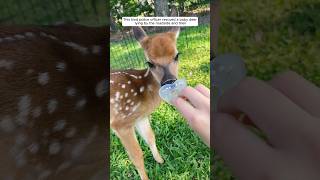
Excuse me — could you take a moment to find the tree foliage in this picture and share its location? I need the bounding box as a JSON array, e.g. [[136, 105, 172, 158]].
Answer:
[[110, 0, 209, 27]]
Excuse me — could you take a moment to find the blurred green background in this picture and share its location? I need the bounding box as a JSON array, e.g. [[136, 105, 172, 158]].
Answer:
[[214, 0, 320, 179]]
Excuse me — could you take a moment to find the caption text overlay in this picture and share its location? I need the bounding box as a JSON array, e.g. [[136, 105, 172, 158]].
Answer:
[[122, 17, 198, 26]]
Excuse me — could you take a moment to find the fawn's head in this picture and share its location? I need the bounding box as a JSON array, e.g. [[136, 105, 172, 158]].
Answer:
[[133, 26, 180, 86]]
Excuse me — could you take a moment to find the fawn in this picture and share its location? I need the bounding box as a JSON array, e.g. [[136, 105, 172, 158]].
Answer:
[[0, 24, 108, 179], [110, 25, 180, 180]]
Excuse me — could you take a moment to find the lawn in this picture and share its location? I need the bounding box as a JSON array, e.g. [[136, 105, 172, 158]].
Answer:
[[110, 24, 210, 179], [214, 0, 320, 179]]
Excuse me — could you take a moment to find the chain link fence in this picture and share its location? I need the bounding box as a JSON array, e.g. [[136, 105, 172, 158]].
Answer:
[[0, 0, 106, 26]]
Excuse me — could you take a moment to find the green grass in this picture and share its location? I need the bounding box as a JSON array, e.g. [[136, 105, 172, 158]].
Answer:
[[110, 25, 210, 179], [215, 0, 320, 179]]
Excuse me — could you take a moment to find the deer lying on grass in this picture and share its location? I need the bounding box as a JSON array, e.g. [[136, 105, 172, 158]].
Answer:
[[110, 25, 180, 180], [0, 24, 108, 179]]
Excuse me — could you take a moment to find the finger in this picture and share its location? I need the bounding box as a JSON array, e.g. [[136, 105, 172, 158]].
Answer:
[[195, 84, 210, 98], [217, 77, 313, 147], [172, 97, 197, 123], [269, 71, 320, 118], [213, 113, 276, 180], [179, 86, 208, 108]]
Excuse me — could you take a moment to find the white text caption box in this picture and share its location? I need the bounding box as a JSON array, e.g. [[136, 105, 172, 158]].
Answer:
[[122, 17, 198, 26]]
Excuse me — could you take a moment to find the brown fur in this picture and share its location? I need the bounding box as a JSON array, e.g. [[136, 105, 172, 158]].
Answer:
[[0, 24, 107, 179], [141, 32, 177, 65]]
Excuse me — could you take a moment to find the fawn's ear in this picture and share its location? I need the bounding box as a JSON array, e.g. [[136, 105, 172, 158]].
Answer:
[[170, 6, 179, 17], [169, 26, 180, 40], [133, 26, 147, 42], [169, 6, 180, 39]]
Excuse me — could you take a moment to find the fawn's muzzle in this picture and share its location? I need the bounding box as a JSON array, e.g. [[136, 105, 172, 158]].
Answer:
[[160, 66, 177, 86]]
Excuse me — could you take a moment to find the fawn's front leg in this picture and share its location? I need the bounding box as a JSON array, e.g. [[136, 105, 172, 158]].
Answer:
[[135, 116, 164, 164], [114, 127, 149, 180]]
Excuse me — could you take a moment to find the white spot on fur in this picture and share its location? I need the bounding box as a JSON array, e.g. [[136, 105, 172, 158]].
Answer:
[[10, 134, 28, 167], [125, 106, 129, 111], [65, 127, 77, 138], [110, 98, 115, 104], [16, 95, 31, 125], [75, 97, 87, 110], [40, 32, 48, 37], [38, 170, 52, 180], [140, 86, 145, 93], [4, 37, 14, 41], [144, 68, 150, 77], [48, 34, 58, 40], [92, 45, 101, 54], [56, 161, 72, 173], [110, 72, 138, 79], [38, 72, 49, 85], [125, 93, 128, 98], [56, 62, 66, 72], [32, 106, 42, 118], [130, 101, 135, 106], [126, 99, 131, 103], [138, 76, 142, 79], [48, 99, 58, 114], [40, 32, 57, 40], [0, 59, 14, 70], [66, 87, 77, 97], [49, 141, 61, 155], [28, 143, 39, 154], [128, 81, 131, 84], [71, 126, 97, 158], [132, 102, 141, 112], [120, 95, 123, 99], [121, 84, 126, 88], [147, 85, 153, 91], [15, 150, 27, 167], [134, 92, 137, 96], [96, 79, 107, 97], [0, 115, 15, 133], [53, 119, 66, 131], [115, 92, 120, 101], [25, 32, 34, 37], [131, 89, 134, 92], [14, 34, 25, 39], [64, 41, 88, 55]]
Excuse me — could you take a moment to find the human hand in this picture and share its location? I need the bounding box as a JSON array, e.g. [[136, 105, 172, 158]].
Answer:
[[213, 71, 320, 180], [172, 84, 210, 146]]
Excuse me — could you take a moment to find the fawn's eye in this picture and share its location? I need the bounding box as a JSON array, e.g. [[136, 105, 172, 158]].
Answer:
[[146, 61, 154, 68], [174, 53, 180, 61]]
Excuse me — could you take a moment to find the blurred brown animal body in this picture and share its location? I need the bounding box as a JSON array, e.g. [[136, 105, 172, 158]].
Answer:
[[0, 24, 108, 179]]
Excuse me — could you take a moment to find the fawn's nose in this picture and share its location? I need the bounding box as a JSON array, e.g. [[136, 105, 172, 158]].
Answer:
[[161, 79, 176, 86], [161, 66, 177, 86]]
